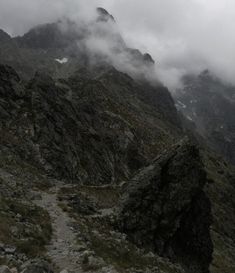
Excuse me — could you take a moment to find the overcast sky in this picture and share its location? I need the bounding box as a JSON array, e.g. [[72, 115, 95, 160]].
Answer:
[[0, 0, 235, 89]]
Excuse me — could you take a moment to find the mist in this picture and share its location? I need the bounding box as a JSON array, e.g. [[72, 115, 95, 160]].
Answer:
[[0, 0, 235, 90]]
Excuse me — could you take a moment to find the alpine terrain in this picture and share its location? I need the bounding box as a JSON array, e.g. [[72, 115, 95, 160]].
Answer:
[[0, 7, 234, 273]]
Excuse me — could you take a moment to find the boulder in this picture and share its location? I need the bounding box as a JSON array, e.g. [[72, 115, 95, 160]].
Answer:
[[4, 247, 16, 255], [117, 139, 213, 273]]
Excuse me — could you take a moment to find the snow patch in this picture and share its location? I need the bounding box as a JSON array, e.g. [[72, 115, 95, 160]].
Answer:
[[55, 57, 68, 64], [176, 100, 187, 109]]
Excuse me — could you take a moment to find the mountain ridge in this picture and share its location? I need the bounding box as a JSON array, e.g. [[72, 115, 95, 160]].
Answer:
[[0, 7, 235, 273]]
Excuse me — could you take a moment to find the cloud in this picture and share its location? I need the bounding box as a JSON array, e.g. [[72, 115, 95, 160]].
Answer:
[[0, 0, 100, 35], [103, 0, 235, 89], [0, 0, 235, 89]]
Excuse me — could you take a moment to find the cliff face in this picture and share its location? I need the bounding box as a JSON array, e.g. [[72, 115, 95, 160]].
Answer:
[[118, 140, 213, 273]]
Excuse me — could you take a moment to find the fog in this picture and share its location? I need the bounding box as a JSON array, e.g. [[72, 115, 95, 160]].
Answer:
[[0, 0, 235, 90]]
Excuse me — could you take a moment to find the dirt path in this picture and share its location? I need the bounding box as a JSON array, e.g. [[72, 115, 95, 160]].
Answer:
[[33, 183, 82, 273]]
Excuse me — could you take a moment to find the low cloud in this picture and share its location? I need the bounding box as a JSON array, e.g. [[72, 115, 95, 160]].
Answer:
[[105, 0, 235, 89], [1, 0, 235, 90]]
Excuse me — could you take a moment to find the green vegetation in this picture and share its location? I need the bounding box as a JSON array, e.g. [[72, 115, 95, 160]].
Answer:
[[57, 184, 184, 273], [0, 196, 52, 257]]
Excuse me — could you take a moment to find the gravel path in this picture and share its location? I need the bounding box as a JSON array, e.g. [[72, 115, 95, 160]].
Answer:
[[33, 184, 82, 273]]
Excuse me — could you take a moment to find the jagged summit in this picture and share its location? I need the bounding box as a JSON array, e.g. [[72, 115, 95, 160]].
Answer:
[[143, 52, 155, 64], [0, 8, 156, 82], [96, 7, 115, 22]]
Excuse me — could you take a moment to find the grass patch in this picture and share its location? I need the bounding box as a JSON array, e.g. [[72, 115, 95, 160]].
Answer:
[[78, 217, 157, 272], [58, 184, 120, 210], [0, 197, 52, 257], [79, 185, 121, 209], [56, 184, 184, 272]]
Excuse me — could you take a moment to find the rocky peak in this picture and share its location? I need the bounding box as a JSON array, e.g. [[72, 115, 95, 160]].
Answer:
[[143, 53, 155, 64], [96, 7, 115, 22], [0, 8, 157, 83]]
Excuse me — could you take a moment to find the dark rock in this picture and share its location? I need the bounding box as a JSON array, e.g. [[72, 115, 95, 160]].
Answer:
[[96, 7, 115, 22], [0, 63, 181, 185], [117, 139, 213, 273], [20, 259, 53, 273], [143, 53, 155, 64]]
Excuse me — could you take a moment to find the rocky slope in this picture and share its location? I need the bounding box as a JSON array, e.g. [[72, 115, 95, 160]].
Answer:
[[0, 63, 181, 185], [174, 70, 235, 164], [0, 7, 234, 273]]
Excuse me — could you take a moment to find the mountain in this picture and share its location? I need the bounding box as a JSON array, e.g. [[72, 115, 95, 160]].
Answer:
[[0, 7, 235, 273], [174, 70, 235, 164], [0, 9, 154, 82], [0, 60, 181, 185]]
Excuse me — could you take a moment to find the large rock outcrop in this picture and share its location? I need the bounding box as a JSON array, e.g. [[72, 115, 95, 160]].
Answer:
[[118, 139, 213, 273]]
